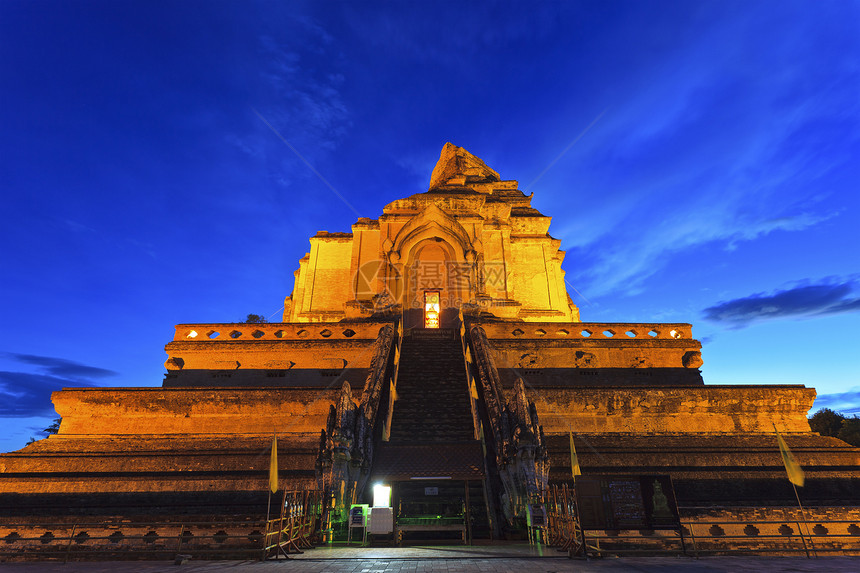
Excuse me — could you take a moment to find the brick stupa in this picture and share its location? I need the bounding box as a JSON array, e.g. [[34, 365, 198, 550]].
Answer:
[[2, 143, 858, 546]]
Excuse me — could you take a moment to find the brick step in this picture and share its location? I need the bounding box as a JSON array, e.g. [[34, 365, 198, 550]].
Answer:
[[388, 334, 472, 442], [388, 435, 474, 442], [391, 410, 472, 421], [388, 427, 473, 436], [390, 428, 472, 437], [392, 403, 470, 411]]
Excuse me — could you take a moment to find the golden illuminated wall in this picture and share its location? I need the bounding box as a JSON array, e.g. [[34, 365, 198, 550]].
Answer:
[[289, 232, 353, 321], [284, 144, 579, 323]]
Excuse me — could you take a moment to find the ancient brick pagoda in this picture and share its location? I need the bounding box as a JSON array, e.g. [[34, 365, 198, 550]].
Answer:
[[2, 143, 858, 541]]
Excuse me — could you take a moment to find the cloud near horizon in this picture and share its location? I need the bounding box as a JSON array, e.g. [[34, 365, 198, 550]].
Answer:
[[0, 354, 117, 417], [702, 278, 860, 328]]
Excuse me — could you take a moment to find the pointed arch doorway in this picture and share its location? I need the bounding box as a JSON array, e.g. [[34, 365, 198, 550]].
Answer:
[[402, 238, 469, 329]]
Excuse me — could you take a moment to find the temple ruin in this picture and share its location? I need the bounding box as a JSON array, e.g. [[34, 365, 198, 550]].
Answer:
[[1, 143, 858, 553]]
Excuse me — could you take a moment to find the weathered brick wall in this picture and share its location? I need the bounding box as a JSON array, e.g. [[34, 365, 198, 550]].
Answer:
[[533, 386, 814, 433], [51, 388, 338, 435]]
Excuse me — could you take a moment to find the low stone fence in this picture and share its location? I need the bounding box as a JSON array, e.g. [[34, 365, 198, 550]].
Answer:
[[0, 520, 267, 561], [545, 504, 860, 557], [679, 506, 860, 556], [479, 322, 693, 341], [172, 322, 385, 342]]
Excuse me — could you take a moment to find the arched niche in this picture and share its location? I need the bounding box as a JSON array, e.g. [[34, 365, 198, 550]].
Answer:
[[389, 204, 474, 263], [401, 236, 473, 329], [387, 204, 477, 328]]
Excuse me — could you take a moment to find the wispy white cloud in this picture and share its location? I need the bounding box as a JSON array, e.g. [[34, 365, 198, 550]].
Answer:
[[255, 33, 350, 156], [342, 3, 567, 67], [553, 6, 858, 298], [228, 24, 351, 189]]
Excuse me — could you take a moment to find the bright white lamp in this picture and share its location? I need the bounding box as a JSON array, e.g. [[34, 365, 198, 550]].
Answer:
[[372, 484, 391, 507]]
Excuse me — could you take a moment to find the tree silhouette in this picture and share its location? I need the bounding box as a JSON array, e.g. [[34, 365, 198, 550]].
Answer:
[[837, 417, 860, 447], [809, 408, 844, 437], [44, 418, 61, 435]]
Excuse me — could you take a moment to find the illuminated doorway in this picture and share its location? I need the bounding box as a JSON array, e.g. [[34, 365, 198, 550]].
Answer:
[[424, 291, 440, 328]]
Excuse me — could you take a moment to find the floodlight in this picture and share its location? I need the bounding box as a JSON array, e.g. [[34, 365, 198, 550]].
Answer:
[[372, 483, 391, 507]]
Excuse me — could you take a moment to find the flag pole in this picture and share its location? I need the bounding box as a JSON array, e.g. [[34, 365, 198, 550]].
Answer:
[[265, 431, 278, 560], [774, 423, 815, 558], [791, 473, 816, 558], [265, 489, 272, 558]]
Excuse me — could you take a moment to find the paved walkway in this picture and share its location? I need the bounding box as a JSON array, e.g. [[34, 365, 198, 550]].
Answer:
[[1, 544, 858, 572]]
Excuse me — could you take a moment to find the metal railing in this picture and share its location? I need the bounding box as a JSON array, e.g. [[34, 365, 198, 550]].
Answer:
[[262, 489, 323, 560]]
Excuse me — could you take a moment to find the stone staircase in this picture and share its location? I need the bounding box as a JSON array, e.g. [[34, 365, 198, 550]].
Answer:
[[388, 329, 474, 443], [383, 328, 491, 539]]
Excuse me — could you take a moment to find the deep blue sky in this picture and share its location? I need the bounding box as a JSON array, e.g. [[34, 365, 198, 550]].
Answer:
[[2, 0, 859, 451]]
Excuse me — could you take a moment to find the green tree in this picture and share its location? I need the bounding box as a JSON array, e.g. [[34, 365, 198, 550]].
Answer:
[[837, 416, 860, 447], [244, 313, 267, 324], [809, 408, 844, 437]]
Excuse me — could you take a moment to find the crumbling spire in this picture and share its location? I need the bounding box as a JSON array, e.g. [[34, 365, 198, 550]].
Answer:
[[428, 142, 501, 190]]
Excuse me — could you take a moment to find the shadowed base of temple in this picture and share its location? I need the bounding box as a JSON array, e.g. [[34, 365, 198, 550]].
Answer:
[[0, 491, 276, 519]]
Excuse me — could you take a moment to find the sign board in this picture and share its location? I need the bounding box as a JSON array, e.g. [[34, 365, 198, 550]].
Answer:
[[349, 504, 369, 527], [424, 487, 439, 496], [608, 479, 646, 528], [575, 475, 679, 530]]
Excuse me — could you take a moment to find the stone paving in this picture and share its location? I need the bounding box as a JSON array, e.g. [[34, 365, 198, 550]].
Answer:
[[1, 544, 858, 572]]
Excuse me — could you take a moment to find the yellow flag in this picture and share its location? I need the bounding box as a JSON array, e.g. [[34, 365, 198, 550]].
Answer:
[[465, 346, 472, 364], [397, 320, 403, 338], [394, 346, 401, 366], [774, 424, 804, 487], [570, 431, 581, 477], [470, 378, 478, 399], [383, 409, 392, 442], [390, 379, 398, 402], [458, 306, 464, 324], [269, 435, 278, 493]]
